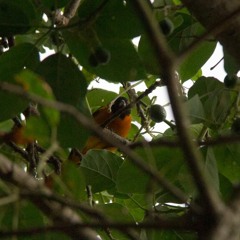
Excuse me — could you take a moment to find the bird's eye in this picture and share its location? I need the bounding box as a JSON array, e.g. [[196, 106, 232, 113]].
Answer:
[[118, 99, 127, 109]]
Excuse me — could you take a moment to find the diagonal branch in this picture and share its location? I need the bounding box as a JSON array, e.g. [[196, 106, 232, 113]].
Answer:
[[0, 81, 190, 209], [131, 0, 225, 216]]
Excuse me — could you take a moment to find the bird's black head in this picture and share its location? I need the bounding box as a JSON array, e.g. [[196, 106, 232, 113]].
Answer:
[[111, 97, 131, 119]]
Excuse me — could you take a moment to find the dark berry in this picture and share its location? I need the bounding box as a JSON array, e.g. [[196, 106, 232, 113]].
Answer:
[[149, 104, 167, 123], [88, 54, 99, 67], [224, 74, 239, 88], [94, 47, 111, 65], [159, 18, 174, 36]]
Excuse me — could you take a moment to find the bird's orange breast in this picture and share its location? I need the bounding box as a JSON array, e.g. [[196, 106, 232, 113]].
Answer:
[[81, 106, 131, 154]]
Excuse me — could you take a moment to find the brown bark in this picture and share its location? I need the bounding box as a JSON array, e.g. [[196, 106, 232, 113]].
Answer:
[[181, 0, 240, 66], [0, 154, 98, 240]]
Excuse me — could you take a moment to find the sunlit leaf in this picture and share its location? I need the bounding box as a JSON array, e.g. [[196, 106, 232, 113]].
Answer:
[[63, 31, 146, 82], [80, 150, 123, 193]]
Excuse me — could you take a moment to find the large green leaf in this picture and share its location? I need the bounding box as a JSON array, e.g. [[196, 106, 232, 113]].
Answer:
[[16, 70, 59, 126], [87, 88, 118, 112], [138, 34, 161, 75], [0, 43, 39, 78], [0, 0, 39, 35], [188, 77, 237, 129], [0, 43, 39, 121], [213, 144, 240, 182], [185, 94, 206, 124], [168, 13, 216, 81], [223, 47, 240, 75], [78, 0, 143, 39], [117, 146, 187, 195], [97, 203, 137, 240], [63, 31, 146, 82], [37, 53, 90, 148], [201, 147, 219, 192], [116, 194, 147, 222], [80, 150, 124, 193], [117, 158, 150, 194], [37, 53, 87, 105], [57, 109, 90, 148]]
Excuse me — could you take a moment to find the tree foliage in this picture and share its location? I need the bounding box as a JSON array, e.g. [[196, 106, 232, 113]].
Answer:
[[0, 0, 240, 240]]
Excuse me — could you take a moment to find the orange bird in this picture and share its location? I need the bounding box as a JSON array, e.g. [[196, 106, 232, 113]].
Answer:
[[81, 96, 132, 154]]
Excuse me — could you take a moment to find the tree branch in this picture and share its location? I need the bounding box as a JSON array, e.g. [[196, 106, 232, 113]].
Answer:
[[0, 214, 196, 238], [180, 0, 240, 66], [130, 134, 240, 149], [0, 81, 190, 208], [0, 154, 98, 240], [131, 0, 225, 217]]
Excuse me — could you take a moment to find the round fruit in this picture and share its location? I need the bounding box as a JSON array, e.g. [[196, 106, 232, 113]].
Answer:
[[88, 54, 99, 67], [231, 118, 240, 135], [94, 47, 111, 65], [224, 74, 239, 88], [149, 104, 167, 123], [159, 18, 174, 36], [88, 47, 111, 67]]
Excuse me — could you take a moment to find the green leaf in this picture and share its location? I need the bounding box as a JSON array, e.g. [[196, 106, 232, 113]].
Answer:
[[37, 53, 87, 105], [37, 53, 90, 148], [117, 146, 187, 194], [213, 143, 240, 182], [117, 158, 149, 194], [223, 48, 240, 75], [61, 161, 87, 201], [0, 43, 39, 121], [185, 94, 205, 124], [219, 173, 234, 201], [24, 115, 51, 146], [0, 119, 12, 132], [116, 194, 147, 222], [63, 31, 146, 82], [87, 89, 118, 112], [19, 201, 45, 228], [78, 0, 143, 39], [201, 147, 219, 191], [0, 0, 39, 35], [188, 77, 236, 129], [97, 203, 137, 240], [168, 14, 216, 81], [138, 34, 161, 75], [178, 23, 216, 82], [0, 43, 40, 78], [15, 69, 59, 127], [80, 150, 124, 193], [58, 109, 90, 148], [178, 39, 216, 81]]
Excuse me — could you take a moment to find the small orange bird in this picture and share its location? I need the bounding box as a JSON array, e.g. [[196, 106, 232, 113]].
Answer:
[[81, 96, 132, 154]]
